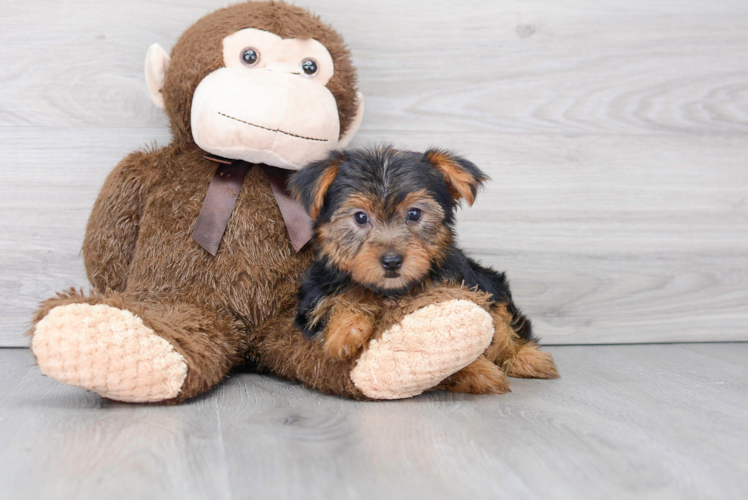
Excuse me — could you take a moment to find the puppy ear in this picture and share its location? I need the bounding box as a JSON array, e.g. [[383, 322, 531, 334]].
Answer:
[[424, 149, 489, 206], [290, 151, 344, 219]]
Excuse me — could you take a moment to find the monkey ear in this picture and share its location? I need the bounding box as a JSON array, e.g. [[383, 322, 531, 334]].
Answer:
[[144, 43, 171, 109], [290, 151, 345, 219], [336, 92, 364, 149], [424, 149, 489, 206]]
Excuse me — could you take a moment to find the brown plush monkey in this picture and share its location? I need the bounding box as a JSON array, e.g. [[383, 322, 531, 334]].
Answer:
[[28, 1, 505, 403]]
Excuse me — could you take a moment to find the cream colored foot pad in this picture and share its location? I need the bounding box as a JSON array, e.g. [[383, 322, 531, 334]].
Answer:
[[32, 304, 188, 403], [351, 300, 494, 399]]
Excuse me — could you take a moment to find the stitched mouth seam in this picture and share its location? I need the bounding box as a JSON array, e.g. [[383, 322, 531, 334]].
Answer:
[[218, 112, 329, 142]]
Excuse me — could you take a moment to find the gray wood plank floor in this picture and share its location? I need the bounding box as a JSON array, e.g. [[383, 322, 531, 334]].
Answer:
[[2, 0, 747, 346], [1, 345, 746, 500]]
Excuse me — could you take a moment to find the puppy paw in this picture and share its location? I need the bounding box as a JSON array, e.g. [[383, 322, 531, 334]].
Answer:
[[440, 356, 511, 394], [323, 311, 375, 360], [503, 343, 559, 379]]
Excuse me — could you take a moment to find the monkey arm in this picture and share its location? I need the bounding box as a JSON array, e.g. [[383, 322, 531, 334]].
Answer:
[[82, 149, 156, 292]]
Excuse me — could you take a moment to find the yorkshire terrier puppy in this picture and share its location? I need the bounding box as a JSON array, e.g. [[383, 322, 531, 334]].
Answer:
[[290, 146, 558, 394]]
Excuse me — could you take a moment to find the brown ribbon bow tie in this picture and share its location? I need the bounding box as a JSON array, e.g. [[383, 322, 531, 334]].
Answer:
[[191, 155, 314, 256]]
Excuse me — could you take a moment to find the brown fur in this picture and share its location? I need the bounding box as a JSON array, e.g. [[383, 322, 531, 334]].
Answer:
[[484, 304, 559, 379], [426, 150, 487, 206], [25, 2, 370, 402], [316, 195, 376, 273], [383, 284, 558, 384], [375, 283, 494, 337], [162, 1, 359, 145], [306, 285, 378, 333], [31, 287, 248, 404], [308, 277, 558, 385], [28, 144, 335, 401], [295, 146, 558, 388], [323, 301, 376, 360], [437, 356, 510, 394], [309, 164, 339, 219], [28, 2, 550, 402], [246, 284, 501, 400], [304, 279, 502, 364], [317, 191, 450, 292]]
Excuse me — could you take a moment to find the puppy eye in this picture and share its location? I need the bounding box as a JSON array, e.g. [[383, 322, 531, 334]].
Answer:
[[301, 58, 319, 76], [354, 211, 369, 226], [406, 208, 422, 222], [241, 48, 260, 67]]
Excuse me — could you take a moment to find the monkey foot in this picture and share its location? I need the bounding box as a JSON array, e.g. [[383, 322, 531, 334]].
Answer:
[[31, 303, 188, 403], [350, 299, 494, 399]]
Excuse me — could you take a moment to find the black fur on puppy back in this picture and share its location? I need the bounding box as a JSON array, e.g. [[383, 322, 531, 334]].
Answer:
[[432, 247, 534, 341]]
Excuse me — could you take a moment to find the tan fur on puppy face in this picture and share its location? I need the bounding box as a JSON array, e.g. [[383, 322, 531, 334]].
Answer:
[[318, 190, 451, 291]]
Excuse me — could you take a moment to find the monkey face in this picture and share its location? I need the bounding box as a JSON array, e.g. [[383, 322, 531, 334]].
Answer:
[[190, 29, 344, 169], [146, 14, 365, 169]]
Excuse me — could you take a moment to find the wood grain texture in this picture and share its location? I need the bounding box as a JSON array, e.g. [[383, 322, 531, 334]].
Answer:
[[1, 345, 747, 499], [1, 0, 747, 345]]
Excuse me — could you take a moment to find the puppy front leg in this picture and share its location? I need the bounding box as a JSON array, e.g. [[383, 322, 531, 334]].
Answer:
[[324, 304, 376, 360]]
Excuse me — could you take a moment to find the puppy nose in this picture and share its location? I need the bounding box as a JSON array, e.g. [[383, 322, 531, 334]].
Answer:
[[380, 252, 403, 271]]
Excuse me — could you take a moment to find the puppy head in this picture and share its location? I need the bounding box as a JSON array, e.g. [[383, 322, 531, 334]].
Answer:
[[290, 145, 488, 293]]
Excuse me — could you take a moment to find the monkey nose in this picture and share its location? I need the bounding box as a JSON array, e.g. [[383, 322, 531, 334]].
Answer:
[[380, 252, 403, 271]]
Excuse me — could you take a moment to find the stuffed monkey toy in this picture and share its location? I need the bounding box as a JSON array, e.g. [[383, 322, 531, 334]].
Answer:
[[28, 0, 510, 403]]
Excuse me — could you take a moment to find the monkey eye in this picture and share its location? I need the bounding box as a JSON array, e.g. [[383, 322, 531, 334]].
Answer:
[[301, 58, 319, 76], [407, 208, 422, 222], [240, 47, 260, 67], [354, 211, 369, 226]]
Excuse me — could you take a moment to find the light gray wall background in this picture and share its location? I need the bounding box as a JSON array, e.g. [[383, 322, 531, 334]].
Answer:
[[1, 0, 746, 346]]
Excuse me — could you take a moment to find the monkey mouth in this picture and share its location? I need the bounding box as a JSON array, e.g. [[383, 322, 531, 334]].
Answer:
[[217, 112, 329, 142]]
